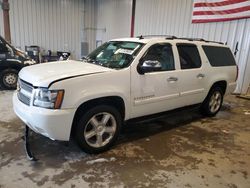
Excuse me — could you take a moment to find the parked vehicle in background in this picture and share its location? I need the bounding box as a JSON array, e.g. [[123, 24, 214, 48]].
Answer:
[[42, 51, 71, 62], [0, 35, 36, 89], [13, 36, 237, 154]]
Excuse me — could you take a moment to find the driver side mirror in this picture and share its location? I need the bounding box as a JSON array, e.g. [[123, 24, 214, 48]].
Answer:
[[138, 60, 162, 74]]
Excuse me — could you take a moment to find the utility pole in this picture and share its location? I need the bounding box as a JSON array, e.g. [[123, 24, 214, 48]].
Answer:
[[1, 0, 11, 42]]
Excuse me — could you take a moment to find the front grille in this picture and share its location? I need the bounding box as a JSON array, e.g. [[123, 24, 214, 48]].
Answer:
[[19, 80, 33, 93], [18, 92, 31, 105], [17, 79, 33, 106]]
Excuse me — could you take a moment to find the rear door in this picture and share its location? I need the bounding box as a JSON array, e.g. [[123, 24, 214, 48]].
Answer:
[[176, 43, 208, 106]]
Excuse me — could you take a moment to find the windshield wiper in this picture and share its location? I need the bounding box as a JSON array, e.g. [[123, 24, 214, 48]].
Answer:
[[81, 57, 95, 63], [83, 58, 106, 68], [81, 57, 114, 69]]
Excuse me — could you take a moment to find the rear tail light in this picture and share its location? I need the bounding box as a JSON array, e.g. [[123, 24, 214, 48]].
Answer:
[[235, 65, 239, 82]]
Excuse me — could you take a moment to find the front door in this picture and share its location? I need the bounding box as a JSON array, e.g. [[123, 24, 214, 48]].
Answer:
[[130, 43, 181, 118]]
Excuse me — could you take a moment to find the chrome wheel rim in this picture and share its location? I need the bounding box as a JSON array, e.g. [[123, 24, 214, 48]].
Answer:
[[209, 91, 222, 113], [84, 112, 117, 148], [3, 73, 17, 86]]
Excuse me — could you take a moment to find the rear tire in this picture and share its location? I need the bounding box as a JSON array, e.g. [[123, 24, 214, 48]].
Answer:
[[0, 69, 18, 90], [201, 87, 224, 117], [75, 105, 122, 154]]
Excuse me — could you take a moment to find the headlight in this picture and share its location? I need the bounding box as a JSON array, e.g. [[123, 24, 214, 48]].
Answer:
[[33, 88, 64, 109]]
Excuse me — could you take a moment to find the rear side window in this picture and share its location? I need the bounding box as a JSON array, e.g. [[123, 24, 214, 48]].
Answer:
[[177, 44, 201, 69], [202, 46, 236, 66]]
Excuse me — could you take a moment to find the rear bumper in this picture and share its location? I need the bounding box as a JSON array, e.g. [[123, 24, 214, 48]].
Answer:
[[13, 92, 76, 141]]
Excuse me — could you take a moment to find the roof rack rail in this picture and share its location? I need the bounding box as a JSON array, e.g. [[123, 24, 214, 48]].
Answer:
[[206, 40, 224, 45], [178, 37, 224, 45], [137, 35, 177, 40], [136, 35, 224, 45], [179, 37, 205, 41]]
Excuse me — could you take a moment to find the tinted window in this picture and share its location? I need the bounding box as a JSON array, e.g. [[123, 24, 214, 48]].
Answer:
[[202, 46, 236, 66], [143, 44, 175, 71], [177, 44, 201, 69], [0, 42, 8, 53]]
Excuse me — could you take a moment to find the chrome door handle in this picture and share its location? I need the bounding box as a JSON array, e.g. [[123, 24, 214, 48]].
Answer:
[[167, 77, 178, 82], [197, 73, 205, 79]]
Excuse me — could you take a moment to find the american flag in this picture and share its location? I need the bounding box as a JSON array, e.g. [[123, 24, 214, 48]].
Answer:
[[192, 0, 250, 23]]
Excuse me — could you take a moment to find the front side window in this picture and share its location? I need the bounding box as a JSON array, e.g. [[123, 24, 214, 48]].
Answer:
[[84, 41, 143, 69], [142, 43, 175, 71], [177, 44, 201, 69]]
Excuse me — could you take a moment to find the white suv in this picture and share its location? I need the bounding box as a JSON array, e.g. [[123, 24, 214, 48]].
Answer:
[[13, 36, 237, 153]]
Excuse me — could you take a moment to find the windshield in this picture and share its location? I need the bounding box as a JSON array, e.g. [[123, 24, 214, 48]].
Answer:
[[0, 35, 30, 60], [84, 41, 144, 69]]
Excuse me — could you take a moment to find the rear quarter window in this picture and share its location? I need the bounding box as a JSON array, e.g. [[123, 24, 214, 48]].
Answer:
[[202, 46, 236, 66]]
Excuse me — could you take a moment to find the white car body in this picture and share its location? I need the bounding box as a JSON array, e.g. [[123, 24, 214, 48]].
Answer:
[[13, 37, 237, 141]]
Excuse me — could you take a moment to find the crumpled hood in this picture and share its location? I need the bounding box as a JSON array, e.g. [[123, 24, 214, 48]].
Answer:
[[19, 60, 112, 87]]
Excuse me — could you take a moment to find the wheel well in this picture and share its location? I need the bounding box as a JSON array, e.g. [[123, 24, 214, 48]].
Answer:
[[0, 61, 24, 72], [0, 67, 19, 73], [210, 81, 227, 94], [70, 96, 125, 137]]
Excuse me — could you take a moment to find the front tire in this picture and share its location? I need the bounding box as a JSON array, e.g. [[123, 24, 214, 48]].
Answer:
[[0, 69, 18, 90], [75, 105, 122, 154], [201, 87, 224, 117]]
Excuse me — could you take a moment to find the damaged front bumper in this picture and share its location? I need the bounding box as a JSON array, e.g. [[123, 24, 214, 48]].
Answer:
[[23, 125, 37, 161], [13, 92, 75, 141]]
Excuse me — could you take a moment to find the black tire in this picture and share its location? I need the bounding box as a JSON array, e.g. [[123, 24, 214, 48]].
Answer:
[[0, 69, 19, 90], [201, 87, 224, 117], [75, 105, 122, 154]]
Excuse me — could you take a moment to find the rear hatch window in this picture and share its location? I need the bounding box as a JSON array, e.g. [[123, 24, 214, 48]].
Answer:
[[202, 46, 236, 66]]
